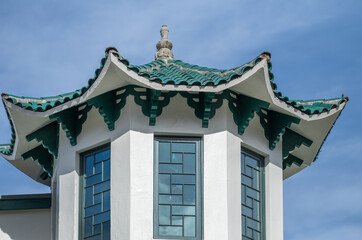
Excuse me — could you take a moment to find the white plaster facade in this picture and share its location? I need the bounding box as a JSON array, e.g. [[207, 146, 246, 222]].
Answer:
[[53, 95, 283, 240], [0, 209, 51, 240]]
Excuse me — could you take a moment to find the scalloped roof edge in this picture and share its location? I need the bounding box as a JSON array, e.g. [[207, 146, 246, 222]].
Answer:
[[0, 47, 349, 156]]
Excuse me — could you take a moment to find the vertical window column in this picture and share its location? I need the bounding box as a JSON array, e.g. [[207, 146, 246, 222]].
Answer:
[[154, 138, 201, 239], [241, 148, 265, 240], [81, 145, 111, 240]]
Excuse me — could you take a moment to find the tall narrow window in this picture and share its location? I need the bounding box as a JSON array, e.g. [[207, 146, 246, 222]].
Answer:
[[154, 137, 202, 240], [80, 144, 111, 240], [241, 148, 265, 240]]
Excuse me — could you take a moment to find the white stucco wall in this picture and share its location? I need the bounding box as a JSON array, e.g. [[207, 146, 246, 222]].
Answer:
[[0, 209, 51, 240], [54, 94, 284, 239]]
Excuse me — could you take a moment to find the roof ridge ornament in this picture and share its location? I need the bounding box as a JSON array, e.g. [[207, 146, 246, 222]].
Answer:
[[155, 25, 174, 61]]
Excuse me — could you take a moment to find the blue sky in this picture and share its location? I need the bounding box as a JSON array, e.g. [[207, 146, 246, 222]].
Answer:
[[0, 0, 361, 239]]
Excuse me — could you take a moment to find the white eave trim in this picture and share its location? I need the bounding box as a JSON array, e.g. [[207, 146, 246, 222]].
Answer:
[[3, 55, 346, 123]]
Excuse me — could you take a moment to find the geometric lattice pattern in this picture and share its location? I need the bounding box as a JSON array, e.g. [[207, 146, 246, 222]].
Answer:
[[155, 138, 200, 239], [81, 146, 110, 240], [241, 150, 264, 240]]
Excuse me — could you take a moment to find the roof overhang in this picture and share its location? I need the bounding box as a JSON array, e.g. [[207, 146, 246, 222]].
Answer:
[[0, 49, 347, 183]]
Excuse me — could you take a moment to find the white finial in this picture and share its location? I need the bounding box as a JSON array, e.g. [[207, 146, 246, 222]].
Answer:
[[155, 25, 174, 61]]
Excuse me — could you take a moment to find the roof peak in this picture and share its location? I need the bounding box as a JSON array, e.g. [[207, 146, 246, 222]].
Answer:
[[155, 25, 174, 61]]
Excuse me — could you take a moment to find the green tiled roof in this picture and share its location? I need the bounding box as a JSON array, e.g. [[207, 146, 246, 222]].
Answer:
[[1, 56, 106, 112], [2, 48, 347, 114], [0, 144, 11, 155], [125, 58, 258, 86], [0, 48, 348, 156], [274, 96, 348, 115]]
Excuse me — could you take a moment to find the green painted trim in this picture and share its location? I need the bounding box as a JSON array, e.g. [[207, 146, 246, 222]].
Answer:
[[0, 101, 16, 155], [49, 103, 92, 146], [87, 89, 127, 131], [226, 91, 270, 135], [133, 88, 177, 126], [2, 55, 106, 112], [283, 154, 304, 170], [180, 92, 224, 128], [0, 195, 51, 211], [3, 49, 347, 116], [282, 128, 313, 160], [40, 171, 49, 180], [148, 89, 161, 126], [258, 110, 300, 150], [26, 121, 59, 158], [22, 145, 53, 177]]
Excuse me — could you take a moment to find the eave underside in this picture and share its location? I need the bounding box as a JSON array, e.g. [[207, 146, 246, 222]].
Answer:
[[0, 48, 348, 183]]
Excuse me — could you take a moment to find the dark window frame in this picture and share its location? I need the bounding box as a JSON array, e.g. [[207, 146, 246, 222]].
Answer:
[[241, 146, 266, 240], [154, 137, 202, 240], [79, 143, 111, 240]]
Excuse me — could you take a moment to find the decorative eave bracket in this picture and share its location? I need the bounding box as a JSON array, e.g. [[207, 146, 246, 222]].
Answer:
[[226, 91, 270, 135], [283, 154, 304, 170], [133, 88, 177, 126], [258, 109, 301, 150], [87, 89, 127, 131], [22, 145, 54, 178], [282, 128, 313, 160], [49, 103, 92, 146], [180, 92, 223, 128], [26, 121, 59, 158]]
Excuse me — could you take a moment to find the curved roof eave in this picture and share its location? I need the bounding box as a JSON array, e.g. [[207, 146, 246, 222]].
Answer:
[[1, 49, 347, 120], [0, 48, 348, 168]]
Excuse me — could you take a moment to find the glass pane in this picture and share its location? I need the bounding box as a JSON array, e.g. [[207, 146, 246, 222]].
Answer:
[[159, 226, 183, 236], [102, 221, 110, 240], [86, 156, 94, 176], [171, 153, 182, 163], [93, 223, 101, 235], [183, 185, 196, 205], [171, 175, 195, 184], [245, 155, 259, 169], [103, 190, 110, 211], [94, 162, 102, 174], [95, 149, 110, 163], [94, 180, 110, 194], [84, 216, 93, 237], [184, 216, 196, 237], [159, 142, 171, 163], [171, 185, 183, 194], [183, 154, 196, 174], [159, 174, 171, 194], [85, 187, 93, 207], [172, 206, 195, 215], [159, 205, 171, 225], [86, 173, 102, 186], [172, 216, 183, 225], [103, 160, 110, 181], [159, 164, 183, 173], [85, 204, 102, 217], [171, 142, 196, 153], [94, 211, 110, 225], [159, 195, 183, 204], [94, 193, 102, 205]]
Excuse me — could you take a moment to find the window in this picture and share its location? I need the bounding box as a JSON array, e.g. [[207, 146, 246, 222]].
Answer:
[[154, 137, 202, 239], [80, 144, 111, 240], [241, 147, 265, 240]]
